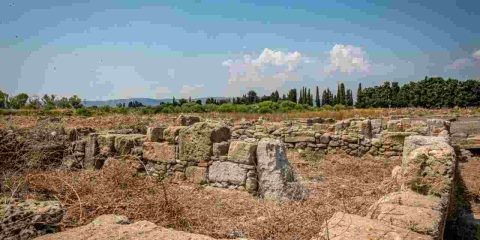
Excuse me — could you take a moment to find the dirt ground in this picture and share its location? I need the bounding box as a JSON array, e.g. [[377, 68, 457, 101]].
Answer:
[[22, 152, 399, 240]]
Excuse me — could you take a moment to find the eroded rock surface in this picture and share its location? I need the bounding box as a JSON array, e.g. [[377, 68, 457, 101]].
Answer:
[[35, 214, 222, 240], [1, 200, 63, 240]]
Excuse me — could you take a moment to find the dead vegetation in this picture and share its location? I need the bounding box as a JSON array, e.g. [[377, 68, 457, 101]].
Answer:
[[1, 107, 476, 131], [18, 151, 399, 240]]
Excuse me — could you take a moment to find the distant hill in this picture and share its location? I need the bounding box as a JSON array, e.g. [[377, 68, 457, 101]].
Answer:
[[83, 97, 226, 107]]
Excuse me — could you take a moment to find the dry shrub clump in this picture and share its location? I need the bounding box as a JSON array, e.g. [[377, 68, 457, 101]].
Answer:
[[1, 120, 68, 203], [25, 152, 399, 240]]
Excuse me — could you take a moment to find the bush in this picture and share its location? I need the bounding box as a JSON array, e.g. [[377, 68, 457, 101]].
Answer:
[[279, 100, 297, 112], [74, 107, 93, 117], [217, 103, 236, 113]]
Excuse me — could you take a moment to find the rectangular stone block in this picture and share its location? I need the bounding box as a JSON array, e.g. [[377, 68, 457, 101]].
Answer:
[[208, 161, 247, 185], [178, 122, 230, 162], [163, 126, 186, 144], [284, 136, 316, 143], [185, 166, 207, 184], [114, 134, 145, 155], [213, 141, 229, 157], [146, 126, 166, 142], [97, 134, 116, 155], [227, 140, 257, 165], [142, 142, 176, 162]]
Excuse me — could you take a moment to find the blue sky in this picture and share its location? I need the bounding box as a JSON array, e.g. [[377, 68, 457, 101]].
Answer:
[[1, 0, 479, 100]]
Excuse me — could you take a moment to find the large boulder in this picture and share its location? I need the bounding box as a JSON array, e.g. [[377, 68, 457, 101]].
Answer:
[[178, 122, 231, 162], [1, 200, 64, 240], [208, 161, 247, 185], [227, 139, 257, 165], [35, 214, 217, 240], [256, 138, 300, 200], [402, 136, 456, 196]]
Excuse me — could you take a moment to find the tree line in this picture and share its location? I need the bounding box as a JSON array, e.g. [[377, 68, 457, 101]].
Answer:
[[356, 77, 480, 108], [0, 92, 83, 110], [1, 76, 479, 114]]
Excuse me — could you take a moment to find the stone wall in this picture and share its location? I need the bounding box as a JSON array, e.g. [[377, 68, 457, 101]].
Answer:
[[313, 134, 457, 240], [231, 117, 450, 160]]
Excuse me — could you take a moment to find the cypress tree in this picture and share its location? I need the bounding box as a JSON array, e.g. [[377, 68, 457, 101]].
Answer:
[[315, 86, 321, 107]]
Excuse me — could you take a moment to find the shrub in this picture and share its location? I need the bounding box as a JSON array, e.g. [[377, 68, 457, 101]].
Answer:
[[74, 107, 93, 117]]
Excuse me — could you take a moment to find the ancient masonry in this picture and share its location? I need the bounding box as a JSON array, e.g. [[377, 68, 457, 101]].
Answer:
[[5, 115, 456, 239], [63, 115, 303, 200]]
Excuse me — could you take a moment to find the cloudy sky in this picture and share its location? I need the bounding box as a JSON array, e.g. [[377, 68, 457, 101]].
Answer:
[[1, 0, 479, 100]]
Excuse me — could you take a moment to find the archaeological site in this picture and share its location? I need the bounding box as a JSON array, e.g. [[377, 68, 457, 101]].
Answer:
[[1, 113, 479, 240]]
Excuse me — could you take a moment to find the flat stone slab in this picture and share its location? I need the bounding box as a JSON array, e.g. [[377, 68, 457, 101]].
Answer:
[[313, 212, 433, 240], [35, 214, 220, 240]]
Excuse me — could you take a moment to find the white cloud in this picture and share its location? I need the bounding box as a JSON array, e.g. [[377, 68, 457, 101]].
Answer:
[[325, 44, 371, 74], [180, 84, 204, 98], [472, 49, 480, 60], [446, 58, 473, 70], [222, 48, 303, 94]]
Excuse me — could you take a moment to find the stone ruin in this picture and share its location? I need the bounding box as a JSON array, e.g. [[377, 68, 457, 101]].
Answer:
[[63, 115, 303, 200], [313, 133, 457, 240], [2, 115, 460, 239]]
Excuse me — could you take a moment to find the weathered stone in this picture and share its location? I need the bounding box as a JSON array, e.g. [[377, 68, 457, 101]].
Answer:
[[245, 170, 258, 193], [163, 126, 186, 144], [313, 212, 433, 240], [367, 190, 445, 238], [146, 126, 166, 142], [319, 133, 331, 144], [227, 140, 257, 165], [284, 136, 316, 143], [329, 140, 340, 147], [178, 122, 231, 162], [1, 200, 64, 240], [387, 120, 403, 132], [142, 142, 176, 162], [402, 136, 456, 196], [84, 134, 99, 169], [426, 119, 450, 136], [256, 138, 300, 200], [114, 134, 145, 155], [212, 141, 229, 157], [97, 134, 116, 155], [175, 115, 201, 126], [208, 161, 247, 185], [185, 166, 207, 184]]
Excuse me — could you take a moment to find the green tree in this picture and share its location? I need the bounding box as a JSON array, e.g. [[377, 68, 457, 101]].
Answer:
[[287, 88, 297, 103], [0, 90, 8, 108], [68, 95, 83, 109], [9, 93, 29, 109]]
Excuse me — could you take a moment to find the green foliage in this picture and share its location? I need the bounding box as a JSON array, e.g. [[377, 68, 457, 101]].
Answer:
[[357, 77, 480, 108], [74, 107, 93, 117], [9, 93, 29, 109]]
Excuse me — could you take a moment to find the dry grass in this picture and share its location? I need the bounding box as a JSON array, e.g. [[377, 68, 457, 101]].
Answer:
[[1, 107, 475, 130], [458, 156, 480, 215], [23, 152, 399, 240]]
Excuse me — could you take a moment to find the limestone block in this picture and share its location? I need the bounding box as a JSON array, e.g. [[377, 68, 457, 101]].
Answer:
[[178, 122, 231, 162], [146, 126, 166, 142], [227, 139, 257, 165], [208, 161, 247, 185], [142, 142, 176, 162]]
